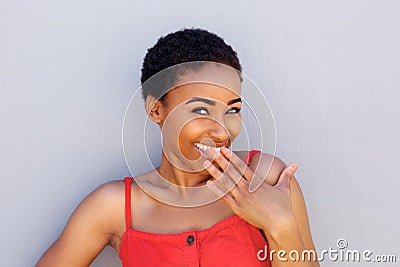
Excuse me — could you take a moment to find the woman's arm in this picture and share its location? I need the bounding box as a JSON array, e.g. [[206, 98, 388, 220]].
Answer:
[[35, 181, 123, 267], [253, 154, 319, 267]]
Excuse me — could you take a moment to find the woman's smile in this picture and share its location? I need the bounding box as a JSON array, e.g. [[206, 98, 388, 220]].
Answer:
[[193, 142, 225, 161]]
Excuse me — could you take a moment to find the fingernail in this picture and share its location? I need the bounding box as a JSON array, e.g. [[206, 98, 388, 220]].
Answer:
[[221, 146, 231, 156], [290, 164, 298, 173], [203, 160, 211, 168], [206, 148, 214, 156]]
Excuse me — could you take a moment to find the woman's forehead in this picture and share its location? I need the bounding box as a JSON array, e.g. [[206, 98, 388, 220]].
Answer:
[[174, 63, 241, 92], [167, 63, 242, 103], [167, 82, 241, 105]]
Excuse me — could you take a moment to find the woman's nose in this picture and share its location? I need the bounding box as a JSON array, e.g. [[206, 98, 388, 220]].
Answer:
[[207, 120, 230, 144]]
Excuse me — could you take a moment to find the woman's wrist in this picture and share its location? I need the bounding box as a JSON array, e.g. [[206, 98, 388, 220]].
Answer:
[[261, 212, 303, 247], [261, 214, 318, 266]]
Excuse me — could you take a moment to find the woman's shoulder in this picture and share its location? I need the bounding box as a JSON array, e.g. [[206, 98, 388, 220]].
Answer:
[[71, 179, 131, 235], [80, 179, 133, 240], [35, 179, 129, 265], [91, 175, 149, 207], [233, 150, 287, 186], [81, 179, 126, 220], [89, 179, 125, 203]]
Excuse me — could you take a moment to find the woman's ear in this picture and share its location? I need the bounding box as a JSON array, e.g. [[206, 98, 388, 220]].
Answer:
[[145, 95, 163, 125]]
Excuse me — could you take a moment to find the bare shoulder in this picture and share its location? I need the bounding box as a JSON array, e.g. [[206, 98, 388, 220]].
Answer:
[[90, 179, 125, 203], [85, 179, 126, 232], [80, 180, 125, 214], [35, 179, 126, 266], [233, 150, 287, 186]]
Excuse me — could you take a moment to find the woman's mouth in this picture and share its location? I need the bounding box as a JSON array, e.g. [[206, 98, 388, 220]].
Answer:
[[193, 142, 225, 160]]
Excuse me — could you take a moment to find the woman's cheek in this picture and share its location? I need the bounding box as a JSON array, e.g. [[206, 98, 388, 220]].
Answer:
[[226, 116, 242, 139], [179, 120, 206, 142]]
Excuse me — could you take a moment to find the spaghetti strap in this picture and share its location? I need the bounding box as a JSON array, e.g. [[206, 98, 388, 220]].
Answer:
[[244, 149, 261, 166], [123, 177, 132, 231]]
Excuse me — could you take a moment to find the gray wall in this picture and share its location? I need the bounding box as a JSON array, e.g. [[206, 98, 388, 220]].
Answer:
[[1, 1, 399, 266]]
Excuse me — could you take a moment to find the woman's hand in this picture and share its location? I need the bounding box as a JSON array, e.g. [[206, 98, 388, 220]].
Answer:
[[203, 147, 319, 266], [203, 147, 298, 232]]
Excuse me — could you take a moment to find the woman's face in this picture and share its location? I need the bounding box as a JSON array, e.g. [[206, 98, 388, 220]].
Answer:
[[158, 66, 242, 173]]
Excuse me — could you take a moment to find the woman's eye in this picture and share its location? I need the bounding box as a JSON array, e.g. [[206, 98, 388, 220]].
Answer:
[[192, 107, 209, 115], [226, 107, 241, 114]]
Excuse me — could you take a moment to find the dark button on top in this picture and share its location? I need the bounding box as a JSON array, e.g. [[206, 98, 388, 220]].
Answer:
[[186, 235, 195, 245]]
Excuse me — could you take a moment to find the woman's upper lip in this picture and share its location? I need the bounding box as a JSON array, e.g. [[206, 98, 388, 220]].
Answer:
[[214, 142, 229, 147]]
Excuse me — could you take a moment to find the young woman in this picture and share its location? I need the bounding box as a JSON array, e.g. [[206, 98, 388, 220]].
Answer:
[[36, 28, 319, 267]]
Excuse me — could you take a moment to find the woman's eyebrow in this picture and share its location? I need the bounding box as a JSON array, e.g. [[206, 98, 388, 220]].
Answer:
[[227, 97, 242, 105], [185, 97, 216, 106], [185, 97, 241, 106]]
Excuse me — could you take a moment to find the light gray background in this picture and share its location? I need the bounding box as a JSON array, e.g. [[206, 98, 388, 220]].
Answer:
[[1, 1, 399, 266]]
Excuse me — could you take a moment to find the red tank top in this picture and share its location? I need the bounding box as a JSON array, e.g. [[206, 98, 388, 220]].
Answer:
[[119, 149, 271, 267]]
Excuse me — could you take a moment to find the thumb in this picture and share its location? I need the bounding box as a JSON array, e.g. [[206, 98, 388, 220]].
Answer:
[[275, 164, 298, 190]]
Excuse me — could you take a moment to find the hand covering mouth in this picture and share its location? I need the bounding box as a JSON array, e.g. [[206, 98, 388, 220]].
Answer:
[[193, 142, 227, 161]]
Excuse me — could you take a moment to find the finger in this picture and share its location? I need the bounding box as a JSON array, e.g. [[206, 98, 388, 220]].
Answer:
[[248, 174, 267, 193], [207, 148, 248, 189], [221, 149, 266, 193], [275, 164, 298, 191], [203, 159, 240, 199], [220, 147, 255, 183], [206, 180, 237, 208], [220, 147, 260, 192]]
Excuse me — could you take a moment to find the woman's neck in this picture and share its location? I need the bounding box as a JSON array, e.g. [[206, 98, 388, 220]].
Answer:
[[157, 150, 212, 187]]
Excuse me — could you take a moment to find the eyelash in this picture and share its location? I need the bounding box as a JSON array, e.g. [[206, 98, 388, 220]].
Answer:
[[192, 107, 209, 115], [226, 108, 241, 114], [191, 107, 241, 115]]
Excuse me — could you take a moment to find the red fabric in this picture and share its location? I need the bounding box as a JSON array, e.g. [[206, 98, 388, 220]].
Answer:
[[119, 149, 271, 267], [244, 149, 261, 166]]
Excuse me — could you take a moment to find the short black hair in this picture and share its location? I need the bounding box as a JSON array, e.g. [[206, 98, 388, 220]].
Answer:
[[140, 28, 242, 103]]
